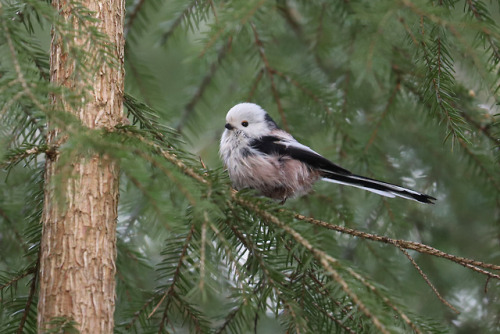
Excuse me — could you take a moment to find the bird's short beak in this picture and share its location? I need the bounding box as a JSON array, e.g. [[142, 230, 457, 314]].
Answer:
[[225, 123, 234, 130]]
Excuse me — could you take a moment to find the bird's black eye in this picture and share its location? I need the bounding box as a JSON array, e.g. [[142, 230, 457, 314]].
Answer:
[[241, 121, 249, 127]]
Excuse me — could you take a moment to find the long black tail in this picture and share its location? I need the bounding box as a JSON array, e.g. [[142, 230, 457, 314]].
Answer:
[[322, 172, 436, 204]]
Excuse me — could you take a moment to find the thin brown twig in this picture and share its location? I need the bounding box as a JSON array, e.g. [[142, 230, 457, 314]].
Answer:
[[124, 0, 146, 38], [208, 0, 218, 25], [150, 224, 196, 320], [160, 0, 199, 45], [291, 212, 500, 275], [0, 267, 36, 291], [396, 243, 459, 314], [17, 256, 40, 334], [247, 68, 265, 100], [134, 149, 197, 206], [465, 0, 500, 62]]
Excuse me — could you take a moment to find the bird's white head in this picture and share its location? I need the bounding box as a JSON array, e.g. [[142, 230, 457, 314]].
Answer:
[[224, 103, 278, 139]]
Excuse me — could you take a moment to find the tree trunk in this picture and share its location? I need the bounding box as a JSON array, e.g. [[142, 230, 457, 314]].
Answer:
[[37, 0, 125, 333]]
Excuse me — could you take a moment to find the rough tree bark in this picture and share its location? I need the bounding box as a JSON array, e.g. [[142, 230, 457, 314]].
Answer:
[[37, 0, 125, 333]]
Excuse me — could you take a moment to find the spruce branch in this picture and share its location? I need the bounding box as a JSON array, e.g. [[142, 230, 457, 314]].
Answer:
[[177, 37, 233, 133], [0, 267, 36, 292], [124, 0, 147, 38], [2, 13, 49, 136], [233, 195, 390, 334], [364, 78, 401, 152], [224, 215, 305, 333], [281, 239, 406, 333], [124, 46, 156, 106], [214, 283, 263, 334], [396, 244, 459, 314], [250, 22, 289, 131], [124, 295, 158, 330], [273, 69, 333, 115], [133, 149, 197, 206], [291, 212, 500, 276], [247, 68, 265, 100], [16, 254, 40, 334], [460, 110, 498, 145], [171, 292, 208, 334], [150, 224, 195, 322], [310, 300, 358, 334], [200, 0, 267, 56], [465, 0, 500, 66], [160, 0, 204, 45], [121, 115, 500, 284], [401, 80, 500, 191], [457, 138, 500, 191], [0, 144, 48, 169]]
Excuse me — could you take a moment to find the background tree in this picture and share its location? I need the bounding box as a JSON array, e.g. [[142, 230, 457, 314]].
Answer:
[[0, 0, 499, 333]]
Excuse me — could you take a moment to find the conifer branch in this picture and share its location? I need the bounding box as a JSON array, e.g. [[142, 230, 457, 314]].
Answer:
[[465, 0, 500, 64], [122, 171, 165, 227], [273, 69, 332, 114], [208, 223, 246, 287], [160, 0, 201, 45], [282, 239, 410, 333], [124, 0, 146, 38], [214, 283, 262, 334], [199, 214, 208, 291], [401, 80, 500, 191], [125, 125, 500, 285], [457, 138, 500, 191], [225, 217, 304, 333], [134, 149, 198, 205], [291, 212, 500, 276], [460, 110, 499, 145], [364, 79, 401, 151], [199, 0, 269, 56], [17, 255, 40, 334], [396, 244, 459, 314], [177, 37, 232, 132], [151, 224, 196, 324], [124, 46, 155, 106], [310, 300, 358, 334], [0, 144, 48, 168], [250, 22, 289, 131], [2, 18, 47, 135], [171, 292, 207, 333], [234, 195, 390, 334], [0, 267, 36, 291], [247, 68, 265, 100], [0, 207, 25, 248]]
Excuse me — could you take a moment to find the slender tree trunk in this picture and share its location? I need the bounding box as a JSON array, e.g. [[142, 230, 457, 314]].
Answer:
[[37, 0, 125, 333]]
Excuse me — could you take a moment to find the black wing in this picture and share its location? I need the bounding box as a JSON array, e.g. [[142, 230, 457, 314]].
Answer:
[[250, 136, 436, 204], [250, 136, 352, 175]]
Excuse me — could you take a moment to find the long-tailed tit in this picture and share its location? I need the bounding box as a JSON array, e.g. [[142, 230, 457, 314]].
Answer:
[[220, 103, 436, 204]]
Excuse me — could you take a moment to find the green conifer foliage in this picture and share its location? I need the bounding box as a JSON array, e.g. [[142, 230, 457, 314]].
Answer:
[[1, 0, 499, 333]]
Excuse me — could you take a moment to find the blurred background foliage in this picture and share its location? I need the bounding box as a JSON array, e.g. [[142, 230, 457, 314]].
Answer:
[[0, 0, 499, 333]]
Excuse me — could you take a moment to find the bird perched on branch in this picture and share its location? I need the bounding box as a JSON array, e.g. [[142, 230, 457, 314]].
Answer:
[[220, 103, 436, 204]]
